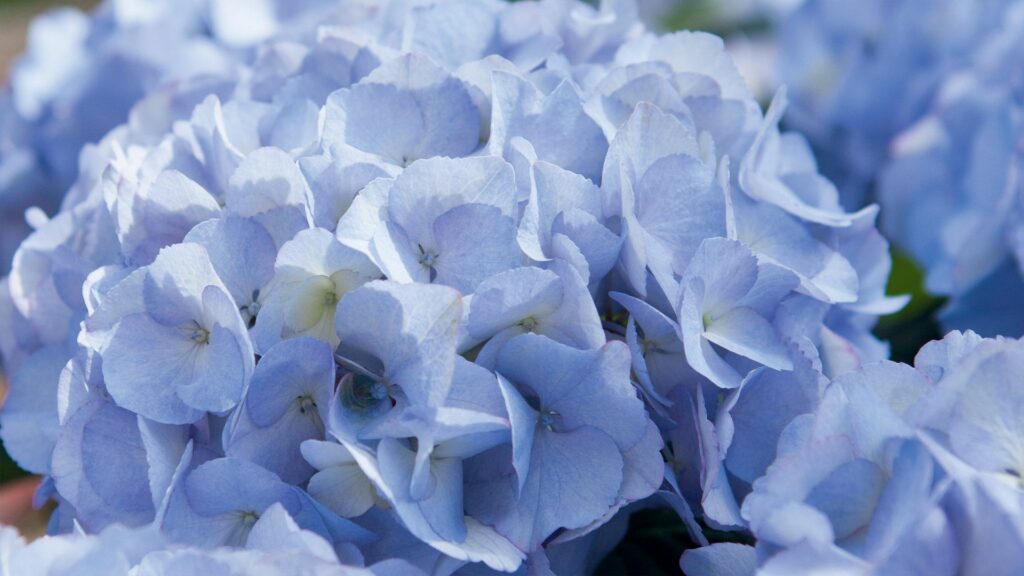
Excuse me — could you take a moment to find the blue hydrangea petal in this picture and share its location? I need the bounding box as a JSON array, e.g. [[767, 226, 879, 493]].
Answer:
[[377, 437, 466, 544], [370, 220, 431, 285], [334, 281, 462, 409], [589, 62, 687, 139], [550, 209, 622, 283], [163, 457, 300, 547], [948, 343, 1024, 476], [141, 243, 226, 328], [469, 261, 605, 365], [300, 154, 392, 231], [804, 458, 886, 540], [244, 502, 338, 563], [253, 227, 380, 351], [336, 177, 395, 255], [680, 543, 757, 576], [912, 330, 984, 383], [682, 237, 759, 315], [301, 439, 377, 519], [494, 373, 538, 495], [729, 195, 859, 304], [862, 440, 948, 565], [757, 541, 869, 576], [739, 90, 875, 228], [496, 335, 646, 450], [224, 337, 334, 483], [403, 0, 499, 70], [611, 291, 694, 405], [224, 147, 314, 244], [519, 161, 604, 264], [227, 144, 311, 216], [742, 435, 855, 548], [177, 286, 253, 414], [52, 396, 155, 531], [430, 204, 520, 293], [103, 313, 206, 424], [115, 168, 222, 267], [443, 356, 507, 418], [247, 337, 333, 427], [137, 416, 192, 517], [465, 423, 623, 552], [552, 417, 665, 544], [183, 216, 277, 314], [345, 439, 524, 571], [702, 307, 792, 371], [323, 53, 481, 166], [633, 153, 723, 271], [602, 102, 701, 217], [386, 156, 517, 247], [726, 351, 824, 485], [490, 72, 607, 189], [464, 267, 563, 348], [0, 345, 69, 473]]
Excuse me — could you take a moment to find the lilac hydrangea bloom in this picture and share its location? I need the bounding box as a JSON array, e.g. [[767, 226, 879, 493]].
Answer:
[[779, 0, 1014, 209], [665, 332, 1024, 576], [0, 503, 416, 575], [0, 0, 355, 272], [0, 0, 903, 572], [720, 331, 1024, 575], [880, 4, 1024, 337]]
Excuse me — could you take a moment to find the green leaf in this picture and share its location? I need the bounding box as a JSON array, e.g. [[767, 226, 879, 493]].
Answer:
[[873, 249, 945, 364]]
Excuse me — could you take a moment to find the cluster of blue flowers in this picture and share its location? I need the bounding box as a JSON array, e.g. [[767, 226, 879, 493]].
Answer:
[[685, 329, 1024, 575], [880, 4, 1024, 337], [0, 0, 359, 272], [0, 503, 414, 575], [0, 0, 1021, 574], [782, 0, 1024, 338], [778, 0, 1012, 209]]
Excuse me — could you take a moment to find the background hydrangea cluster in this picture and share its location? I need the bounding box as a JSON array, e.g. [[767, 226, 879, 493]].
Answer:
[[778, 0, 1013, 208], [0, 0, 1022, 575], [780, 0, 1024, 340], [0, 0, 359, 272], [0, 503, 414, 575]]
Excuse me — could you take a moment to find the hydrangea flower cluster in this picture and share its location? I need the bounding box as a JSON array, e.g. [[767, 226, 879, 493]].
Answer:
[[0, 0, 905, 573], [880, 4, 1024, 337], [681, 330, 1024, 575], [0, 503, 417, 575], [778, 0, 1014, 208], [0, 0, 359, 272]]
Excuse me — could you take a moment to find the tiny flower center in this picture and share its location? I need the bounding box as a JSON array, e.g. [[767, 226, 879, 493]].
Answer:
[[539, 409, 560, 432], [297, 394, 325, 434], [241, 291, 261, 328], [323, 289, 339, 306], [190, 326, 210, 344], [297, 395, 317, 415], [284, 275, 338, 335], [349, 374, 390, 410], [520, 316, 539, 332], [1005, 468, 1024, 489], [641, 337, 653, 354], [417, 243, 440, 272]]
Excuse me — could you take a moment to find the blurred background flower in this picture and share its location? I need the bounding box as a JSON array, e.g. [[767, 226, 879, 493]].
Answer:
[[0, 0, 98, 540], [0, 1, 95, 77]]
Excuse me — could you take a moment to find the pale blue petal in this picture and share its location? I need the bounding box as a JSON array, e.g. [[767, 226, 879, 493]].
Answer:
[[323, 53, 480, 166]]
